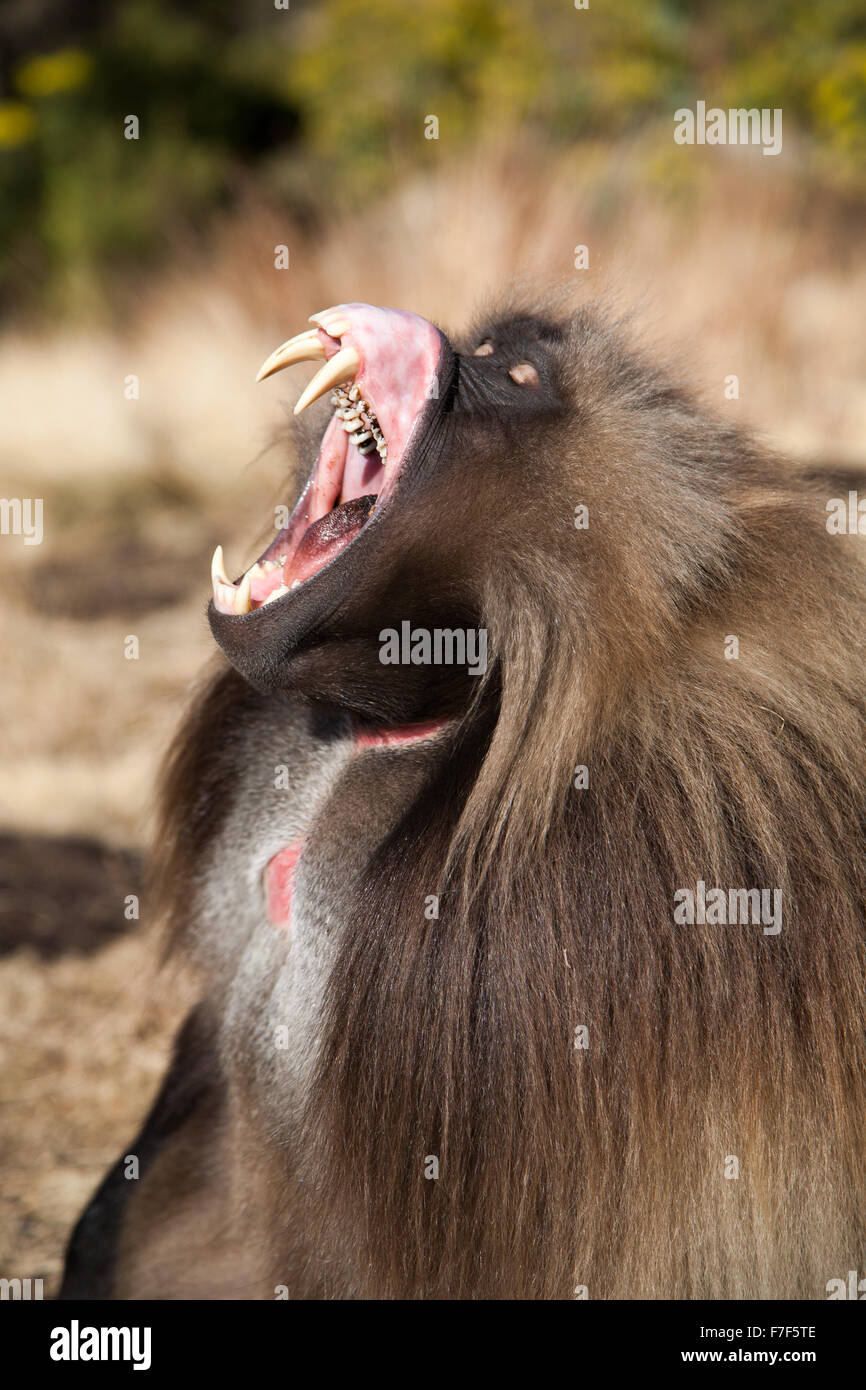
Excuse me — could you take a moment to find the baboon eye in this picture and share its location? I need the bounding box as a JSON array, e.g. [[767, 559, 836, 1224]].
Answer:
[[473, 341, 494, 357], [508, 362, 539, 387]]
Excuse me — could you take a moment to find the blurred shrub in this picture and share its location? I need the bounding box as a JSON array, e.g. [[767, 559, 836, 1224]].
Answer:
[[1, 0, 864, 315]]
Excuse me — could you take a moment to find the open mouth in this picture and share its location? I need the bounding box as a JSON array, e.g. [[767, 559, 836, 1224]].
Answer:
[[211, 303, 444, 615]]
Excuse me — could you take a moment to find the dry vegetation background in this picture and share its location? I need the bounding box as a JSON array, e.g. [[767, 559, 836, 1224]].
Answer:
[[2, 132, 866, 1291]]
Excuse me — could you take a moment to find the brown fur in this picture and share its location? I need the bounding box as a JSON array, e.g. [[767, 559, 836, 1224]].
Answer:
[[144, 302, 866, 1298]]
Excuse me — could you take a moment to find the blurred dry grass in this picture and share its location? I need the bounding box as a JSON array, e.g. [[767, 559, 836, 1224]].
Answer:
[[1, 140, 865, 1292]]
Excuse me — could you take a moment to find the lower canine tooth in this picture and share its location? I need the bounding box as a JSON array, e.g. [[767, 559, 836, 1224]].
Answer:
[[234, 572, 252, 614], [211, 544, 230, 589]]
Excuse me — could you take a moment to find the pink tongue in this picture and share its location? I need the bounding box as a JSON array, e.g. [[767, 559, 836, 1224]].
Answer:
[[286, 495, 376, 584], [249, 569, 287, 604]]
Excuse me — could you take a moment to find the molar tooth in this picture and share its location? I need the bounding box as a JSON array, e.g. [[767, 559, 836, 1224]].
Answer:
[[351, 430, 373, 445], [293, 347, 360, 416]]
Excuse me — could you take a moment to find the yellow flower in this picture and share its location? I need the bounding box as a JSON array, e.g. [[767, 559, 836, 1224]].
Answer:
[[15, 49, 93, 99], [0, 103, 36, 147]]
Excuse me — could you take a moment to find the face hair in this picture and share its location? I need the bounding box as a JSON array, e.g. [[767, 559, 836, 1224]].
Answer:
[[61, 297, 866, 1300]]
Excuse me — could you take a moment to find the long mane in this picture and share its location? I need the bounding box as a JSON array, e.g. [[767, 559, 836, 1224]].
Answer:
[[303, 307, 866, 1297], [154, 305, 866, 1298]]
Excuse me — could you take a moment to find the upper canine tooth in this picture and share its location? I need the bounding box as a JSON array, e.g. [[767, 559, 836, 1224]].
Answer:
[[293, 347, 360, 416], [211, 544, 230, 589], [234, 571, 252, 614], [256, 330, 327, 383]]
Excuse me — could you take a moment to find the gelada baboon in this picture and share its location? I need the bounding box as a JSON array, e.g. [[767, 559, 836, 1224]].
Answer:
[[61, 300, 866, 1300]]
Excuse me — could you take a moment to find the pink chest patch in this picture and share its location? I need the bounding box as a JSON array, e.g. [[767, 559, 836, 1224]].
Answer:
[[264, 838, 305, 931], [264, 723, 449, 930]]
